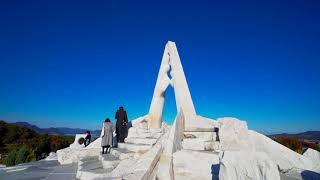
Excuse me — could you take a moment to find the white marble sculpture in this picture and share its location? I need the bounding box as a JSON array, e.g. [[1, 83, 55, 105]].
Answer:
[[148, 41, 212, 130]]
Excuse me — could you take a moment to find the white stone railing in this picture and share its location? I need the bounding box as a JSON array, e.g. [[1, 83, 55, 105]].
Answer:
[[156, 109, 185, 180]]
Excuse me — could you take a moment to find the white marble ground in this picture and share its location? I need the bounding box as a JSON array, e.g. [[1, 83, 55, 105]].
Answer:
[[5, 116, 319, 180], [53, 115, 320, 180], [2, 118, 320, 180]]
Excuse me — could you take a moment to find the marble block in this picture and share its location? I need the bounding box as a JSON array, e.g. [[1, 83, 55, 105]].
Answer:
[[173, 150, 219, 180], [219, 151, 280, 180]]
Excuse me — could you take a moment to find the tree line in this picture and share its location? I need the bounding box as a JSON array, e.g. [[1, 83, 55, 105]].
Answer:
[[0, 121, 74, 166], [274, 136, 320, 154]]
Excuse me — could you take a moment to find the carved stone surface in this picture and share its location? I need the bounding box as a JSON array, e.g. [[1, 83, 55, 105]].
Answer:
[[303, 148, 320, 171], [173, 150, 219, 180], [219, 151, 280, 180]]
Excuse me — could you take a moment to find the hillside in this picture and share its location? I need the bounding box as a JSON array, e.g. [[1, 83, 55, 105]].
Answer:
[[269, 131, 320, 141], [11, 121, 101, 135], [0, 120, 74, 166]]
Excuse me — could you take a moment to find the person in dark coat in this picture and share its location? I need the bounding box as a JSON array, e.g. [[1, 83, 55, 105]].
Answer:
[[101, 118, 115, 154], [115, 106, 128, 143], [84, 130, 91, 147]]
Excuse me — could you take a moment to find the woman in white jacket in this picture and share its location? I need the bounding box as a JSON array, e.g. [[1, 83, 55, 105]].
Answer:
[[101, 118, 115, 154]]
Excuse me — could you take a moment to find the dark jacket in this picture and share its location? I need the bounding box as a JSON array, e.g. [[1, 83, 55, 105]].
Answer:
[[115, 109, 128, 131], [85, 134, 91, 141]]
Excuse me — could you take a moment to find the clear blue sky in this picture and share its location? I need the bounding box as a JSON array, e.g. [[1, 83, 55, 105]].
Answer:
[[0, 0, 319, 134]]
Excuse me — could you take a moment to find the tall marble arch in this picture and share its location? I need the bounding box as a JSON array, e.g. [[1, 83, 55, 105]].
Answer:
[[147, 41, 199, 129]]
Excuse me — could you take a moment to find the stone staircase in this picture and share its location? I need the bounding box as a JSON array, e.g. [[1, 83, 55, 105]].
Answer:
[[172, 130, 221, 180], [76, 156, 107, 179], [173, 150, 220, 180], [76, 127, 165, 180], [99, 153, 120, 170], [75, 121, 220, 180], [182, 130, 220, 152]]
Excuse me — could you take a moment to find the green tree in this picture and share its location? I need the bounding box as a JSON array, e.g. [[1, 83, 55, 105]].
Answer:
[[15, 146, 30, 164], [4, 150, 17, 166], [26, 149, 37, 162], [0, 121, 74, 164]]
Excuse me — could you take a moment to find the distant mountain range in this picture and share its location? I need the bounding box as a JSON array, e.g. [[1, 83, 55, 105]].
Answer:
[[269, 131, 320, 141], [11, 122, 101, 135], [9, 121, 320, 140]]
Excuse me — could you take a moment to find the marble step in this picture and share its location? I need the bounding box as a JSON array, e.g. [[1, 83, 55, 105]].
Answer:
[[128, 132, 163, 139], [127, 128, 163, 139], [184, 131, 219, 142], [77, 153, 135, 179], [173, 150, 220, 180], [79, 159, 139, 179], [182, 138, 220, 151], [204, 141, 220, 151], [110, 156, 139, 177], [99, 154, 120, 170], [131, 128, 163, 133], [123, 140, 163, 180], [125, 137, 158, 145], [117, 142, 152, 152], [76, 156, 108, 180], [110, 148, 135, 160]]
